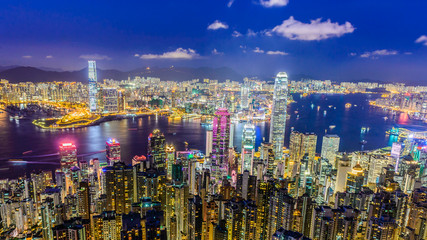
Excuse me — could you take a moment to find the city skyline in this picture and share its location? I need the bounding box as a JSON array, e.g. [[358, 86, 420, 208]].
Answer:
[[1, 1, 427, 239], [0, 0, 426, 83]]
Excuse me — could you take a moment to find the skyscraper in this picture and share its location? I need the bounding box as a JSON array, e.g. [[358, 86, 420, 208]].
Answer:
[[211, 108, 231, 166], [148, 129, 166, 170], [205, 130, 213, 157], [59, 143, 77, 172], [269, 72, 288, 160], [88, 60, 98, 112], [106, 138, 121, 165], [241, 123, 256, 174], [240, 79, 250, 110], [102, 88, 119, 113], [321, 134, 340, 167]]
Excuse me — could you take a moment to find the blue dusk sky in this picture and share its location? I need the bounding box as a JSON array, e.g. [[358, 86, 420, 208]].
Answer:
[[0, 0, 426, 82]]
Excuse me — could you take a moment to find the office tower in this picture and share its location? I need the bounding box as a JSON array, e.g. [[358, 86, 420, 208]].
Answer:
[[102, 88, 119, 113], [77, 181, 90, 219], [241, 123, 256, 174], [205, 130, 213, 157], [104, 162, 134, 215], [88, 60, 98, 112], [241, 80, 250, 110], [321, 134, 340, 167], [211, 108, 231, 166], [229, 123, 235, 148], [59, 143, 77, 172], [118, 89, 126, 112], [106, 138, 121, 164], [166, 145, 176, 180], [290, 132, 317, 163], [346, 163, 365, 194], [335, 154, 352, 193], [269, 72, 289, 160], [148, 129, 166, 170]]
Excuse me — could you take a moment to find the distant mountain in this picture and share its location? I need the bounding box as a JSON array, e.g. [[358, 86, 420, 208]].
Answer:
[[0, 66, 243, 83]]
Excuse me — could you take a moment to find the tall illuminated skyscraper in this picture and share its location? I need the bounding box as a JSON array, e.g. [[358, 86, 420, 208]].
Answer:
[[269, 72, 288, 160], [148, 129, 166, 170], [106, 138, 121, 165], [88, 60, 98, 112], [59, 143, 77, 172], [321, 135, 340, 167], [241, 123, 256, 174], [241, 79, 250, 110], [205, 130, 213, 157], [211, 108, 231, 166]]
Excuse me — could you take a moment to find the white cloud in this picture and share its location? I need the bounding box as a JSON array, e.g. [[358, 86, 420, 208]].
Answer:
[[415, 35, 427, 46], [207, 20, 229, 30], [404, 52, 413, 55], [134, 54, 140, 57], [253, 47, 264, 53], [46, 55, 53, 59], [349, 52, 357, 56], [139, 48, 200, 60], [259, 0, 289, 8], [271, 16, 355, 41], [232, 31, 243, 37], [22, 55, 32, 59], [212, 49, 224, 55], [79, 54, 112, 60], [227, 0, 235, 7], [247, 29, 257, 37], [266, 50, 288, 55], [360, 49, 398, 59]]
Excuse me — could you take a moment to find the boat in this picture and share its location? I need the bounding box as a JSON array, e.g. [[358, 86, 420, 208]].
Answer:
[[383, 116, 388, 120], [360, 140, 367, 145], [345, 103, 352, 108], [329, 125, 336, 129], [22, 150, 33, 155]]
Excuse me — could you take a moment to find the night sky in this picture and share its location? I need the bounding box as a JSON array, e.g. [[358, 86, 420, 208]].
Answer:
[[0, 0, 426, 82]]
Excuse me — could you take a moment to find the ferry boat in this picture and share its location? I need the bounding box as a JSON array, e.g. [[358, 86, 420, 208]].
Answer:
[[22, 150, 33, 155]]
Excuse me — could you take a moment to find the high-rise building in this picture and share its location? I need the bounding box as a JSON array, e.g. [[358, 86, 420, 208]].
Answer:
[[289, 132, 317, 175], [104, 162, 134, 215], [88, 60, 98, 112], [166, 145, 176, 180], [346, 163, 365, 194], [241, 80, 250, 110], [77, 181, 90, 219], [321, 134, 340, 167], [102, 88, 119, 113], [148, 129, 166, 170], [269, 72, 288, 160], [106, 138, 121, 165], [59, 143, 77, 172], [212, 108, 231, 166], [205, 130, 213, 157], [241, 123, 256, 174]]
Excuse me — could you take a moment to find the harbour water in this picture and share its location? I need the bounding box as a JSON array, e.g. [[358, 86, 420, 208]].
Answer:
[[0, 93, 426, 179]]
